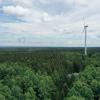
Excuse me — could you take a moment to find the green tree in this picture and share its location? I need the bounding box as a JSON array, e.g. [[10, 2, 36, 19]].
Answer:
[[65, 95, 85, 100], [24, 87, 36, 100], [0, 94, 5, 100], [67, 81, 94, 100]]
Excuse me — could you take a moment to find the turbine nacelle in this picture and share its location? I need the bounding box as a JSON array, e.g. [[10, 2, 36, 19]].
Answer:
[[84, 25, 88, 28]]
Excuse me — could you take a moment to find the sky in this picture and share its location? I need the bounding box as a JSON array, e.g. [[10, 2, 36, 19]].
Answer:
[[0, 0, 100, 47]]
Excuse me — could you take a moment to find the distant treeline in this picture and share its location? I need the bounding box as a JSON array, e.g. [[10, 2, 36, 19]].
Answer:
[[0, 47, 100, 52]]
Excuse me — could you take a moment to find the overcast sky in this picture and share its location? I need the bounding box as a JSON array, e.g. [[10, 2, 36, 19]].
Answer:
[[0, 0, 100, 47]]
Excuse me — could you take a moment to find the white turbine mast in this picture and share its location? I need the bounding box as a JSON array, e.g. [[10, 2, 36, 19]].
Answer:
[[83, 19, 88, 55]]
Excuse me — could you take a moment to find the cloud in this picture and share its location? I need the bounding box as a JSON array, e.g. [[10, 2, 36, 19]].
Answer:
[[0, 0, 100, 46], [0, 0, 2, 4], [2, 5, 30, 17], [1, 4, 53, 23], [12, 0, 33, 8]]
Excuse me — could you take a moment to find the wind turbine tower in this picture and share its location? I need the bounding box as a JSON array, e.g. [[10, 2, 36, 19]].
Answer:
[[84, 25, 88, 55]]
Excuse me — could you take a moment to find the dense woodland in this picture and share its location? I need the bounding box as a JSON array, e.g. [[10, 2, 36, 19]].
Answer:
[[0, 48, 100, 100]]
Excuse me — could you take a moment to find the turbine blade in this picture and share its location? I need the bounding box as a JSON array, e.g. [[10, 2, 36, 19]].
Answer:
[[82, 27, 85, 33], [83, 17, 86, 26]]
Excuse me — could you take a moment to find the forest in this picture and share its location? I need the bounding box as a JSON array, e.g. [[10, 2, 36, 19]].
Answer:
[[0, 47, 100, 100]]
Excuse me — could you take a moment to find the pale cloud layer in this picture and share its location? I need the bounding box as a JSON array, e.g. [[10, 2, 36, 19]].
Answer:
[[2, 5, 30, 16], [0, 0, 100, 46]]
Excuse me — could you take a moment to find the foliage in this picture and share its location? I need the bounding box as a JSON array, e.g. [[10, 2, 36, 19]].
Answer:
[[0, 48, 100, 100], [64, 95, 85, 100], [0, 63, 56, 100], [65, 65, 100, 100], [67, 81, 94, 100]]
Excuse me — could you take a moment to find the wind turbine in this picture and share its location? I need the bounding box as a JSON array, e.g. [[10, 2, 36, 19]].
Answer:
[[83, 21, 88, 56]]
